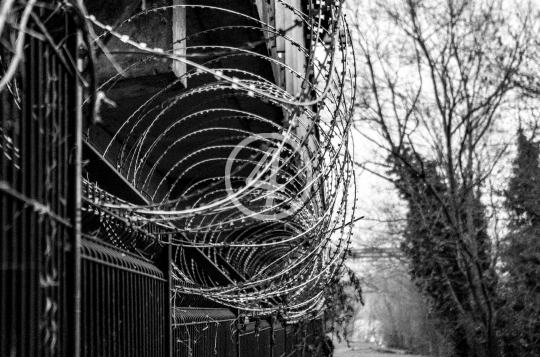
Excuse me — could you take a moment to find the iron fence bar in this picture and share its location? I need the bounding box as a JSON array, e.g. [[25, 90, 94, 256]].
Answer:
[[68, 27, 83, 357], [80, 254, 167, 281], [1, 7, 81, 355], [156, 239, 173, 357], [236, 311, 241, 357], [171, 318, 237, 327]]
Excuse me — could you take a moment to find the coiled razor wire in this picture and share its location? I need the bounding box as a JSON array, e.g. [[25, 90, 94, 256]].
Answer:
[[1, 0, 358, 321]]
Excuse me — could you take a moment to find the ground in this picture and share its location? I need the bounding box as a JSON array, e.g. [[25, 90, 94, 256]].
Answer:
[[333, 341, 426, 357]]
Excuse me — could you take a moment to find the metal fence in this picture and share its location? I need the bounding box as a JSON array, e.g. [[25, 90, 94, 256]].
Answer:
[[238, 318, 273, 357], [0, 7, 80, 357], [80, 238, 167, 357], [172, 308, 237, 357], [1, 4, 330, 357], [171, 309, 327, 357]]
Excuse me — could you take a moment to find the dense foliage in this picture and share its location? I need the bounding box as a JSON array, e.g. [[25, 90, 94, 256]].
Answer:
[[500, 130, 540, 356], [389, 150, 495, 357], [348, 0, 540, 354]]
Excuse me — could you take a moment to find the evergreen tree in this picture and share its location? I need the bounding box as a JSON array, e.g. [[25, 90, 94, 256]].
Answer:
[[501, 129, 540, 356], [390, 149, 494, 357], [505, 129, 540, 226]]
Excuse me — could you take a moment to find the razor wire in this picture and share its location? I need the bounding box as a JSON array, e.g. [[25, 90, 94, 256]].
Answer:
[[1, 0, 358, 321]]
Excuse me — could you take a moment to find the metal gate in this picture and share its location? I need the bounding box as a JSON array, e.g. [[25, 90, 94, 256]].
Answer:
[[0, 5, 81, 357]]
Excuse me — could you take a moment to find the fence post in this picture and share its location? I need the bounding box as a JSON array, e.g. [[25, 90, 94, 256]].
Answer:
[[156, 240, 173, 357], [68, 28, 84, 357]]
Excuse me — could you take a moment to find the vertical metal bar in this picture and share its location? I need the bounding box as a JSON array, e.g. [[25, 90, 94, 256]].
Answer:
[[96, 262, 102, 355], [10, 50, 19, 356], [117, 266, 122, 356], [25, 29, 36, 357], [134, 271, 139, 357], [14, 33, 24, 357], [127, 270, 132, 357], [0, 87, 5, 357], [135, 271, 139, 356], [159, 279, 162, 357], [143, 271, 148, 357], [106, 261, 111, 357], [46, 47, 57, 357], [141, 272, 144, 356], [123, 269, 127, 357], [120, 269, 125, 356], [156, 242, 172, 357], [92, 263, 97, 357], [129, 270, 134, 357], [68, 27, 83, 357], [49, 41, 59, 356], [142, 271, 147, 357], [236, 311, 241, 357], [80, 261, 84, 356], [150, 278, 154, 357], [138, 271, 142, 357], [106, 263, 110, 355], [156, 279, 160, 357], [0, 43, 10, 357], [151, 276, 155, 357], [126, 269, 130, 357], [96, 263, 100, 357], [93, 263, 97, 357], [41, 37, 51, 357]]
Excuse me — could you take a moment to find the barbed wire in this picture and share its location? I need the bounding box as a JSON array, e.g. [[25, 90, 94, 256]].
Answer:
[[1, 0, 358, 321]]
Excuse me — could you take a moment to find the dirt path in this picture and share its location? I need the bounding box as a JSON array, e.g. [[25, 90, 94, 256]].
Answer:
[[333, 341, 426, 357]]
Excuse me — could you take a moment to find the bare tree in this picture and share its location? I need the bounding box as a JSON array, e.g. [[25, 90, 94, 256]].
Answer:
[[348, 0, 540, 356]]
